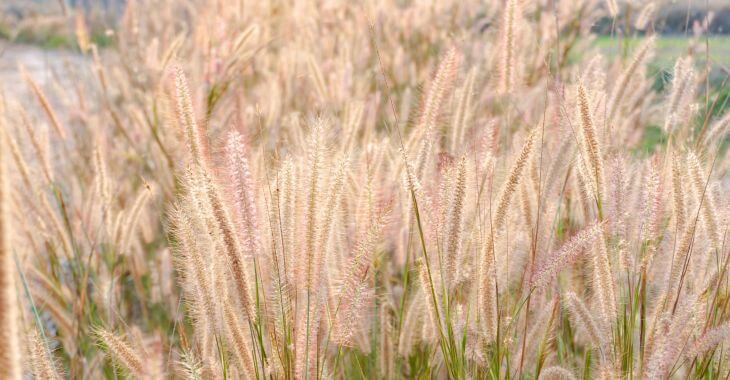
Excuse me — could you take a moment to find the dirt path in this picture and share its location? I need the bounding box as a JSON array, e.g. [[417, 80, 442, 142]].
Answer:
[[0, 41, 88, 102]]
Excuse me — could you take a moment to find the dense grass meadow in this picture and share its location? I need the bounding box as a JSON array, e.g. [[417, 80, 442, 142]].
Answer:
[[1, 0, 730, 379]]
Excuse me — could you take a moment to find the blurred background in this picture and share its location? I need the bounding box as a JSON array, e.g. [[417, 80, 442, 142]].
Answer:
[[2, 0, 729, 99], [1, 0, 728, 151]]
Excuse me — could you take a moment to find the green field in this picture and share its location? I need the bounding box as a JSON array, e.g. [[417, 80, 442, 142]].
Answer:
[[591, 35, 730, 116], [592, 35, 730, 72], [586, 36, 730, 154]]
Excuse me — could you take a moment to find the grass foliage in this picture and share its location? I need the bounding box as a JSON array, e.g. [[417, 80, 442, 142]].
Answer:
[[0, 0, 729, 379]]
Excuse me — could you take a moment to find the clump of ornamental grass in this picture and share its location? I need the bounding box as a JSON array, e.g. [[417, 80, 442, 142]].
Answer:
[[1, 0, 729, 379]]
